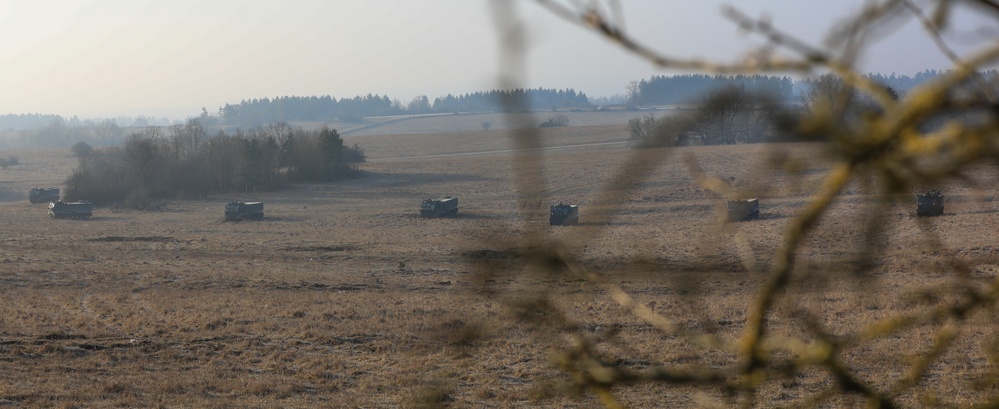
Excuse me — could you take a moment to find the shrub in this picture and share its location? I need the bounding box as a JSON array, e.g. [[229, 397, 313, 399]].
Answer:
[[0, 156, 18, 169], [71, 141, 93, 158], [627, 113, 697, 148], [539, 114, 569, 128]]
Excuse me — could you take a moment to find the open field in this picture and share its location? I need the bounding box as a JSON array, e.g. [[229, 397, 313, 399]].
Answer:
[[1, 123, 999, 407], [335, 110, 655, 137]]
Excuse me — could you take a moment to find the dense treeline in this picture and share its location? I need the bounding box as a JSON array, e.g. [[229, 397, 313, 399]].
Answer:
[[428, 88, 591, 114], [0, 71, 966, 138], [629, 73, 898, 147], [0, 114, 66, 130], [627, 71, 961, 106], [0, 118, 127, 149], [213, 88, 592, 128], [629, 70, 999, 148], [64, 121, 364, 208], [863, 70, 944, 94], [0, 116, 178, 149], [0, 88, 590, 133], [218, 95, 396, 128], [629, 74, 795, 105], [0, 72, 958, 136], [0, 114, 172, 132]]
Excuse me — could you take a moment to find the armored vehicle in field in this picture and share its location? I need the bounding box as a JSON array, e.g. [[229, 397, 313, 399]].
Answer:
[[225, 201, 264, 221], [549, 203, 579, 226], [48, 201, 92, 219], [420, 196, 458, 218], [917, 190, 944, 217], [29, 188, 60, 204], [727, 198, 760, 222]]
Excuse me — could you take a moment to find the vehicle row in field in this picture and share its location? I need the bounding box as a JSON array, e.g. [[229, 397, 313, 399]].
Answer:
[[25, 186, 946, 223], [419, 196, 581, 226], [724, 189, 946, 222], [29, 187, 263, 222]]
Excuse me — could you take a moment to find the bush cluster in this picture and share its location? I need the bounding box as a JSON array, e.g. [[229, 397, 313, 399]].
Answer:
[[63, 121, 364, 207], [539, 114, 569, 128], [0, 155, 18, 169]]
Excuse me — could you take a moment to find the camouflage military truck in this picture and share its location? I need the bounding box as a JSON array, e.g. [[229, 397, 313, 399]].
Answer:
[[420, 196, 458, 218], [48, 201, 92, 219], [727, 198, 760, 222], [916, 190, 944, 217], [225, 201, 264, 221], [29, 188, 60, 204], [549, 203, 579, 226]]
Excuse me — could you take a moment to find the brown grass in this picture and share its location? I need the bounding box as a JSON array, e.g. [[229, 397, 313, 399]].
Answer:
[[338, 110, 650, 137], [0, 123, 997, 407]]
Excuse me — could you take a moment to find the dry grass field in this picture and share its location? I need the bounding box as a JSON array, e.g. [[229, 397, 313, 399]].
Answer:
[[1, 119, 998, 408], [338, 110, 652, 137]]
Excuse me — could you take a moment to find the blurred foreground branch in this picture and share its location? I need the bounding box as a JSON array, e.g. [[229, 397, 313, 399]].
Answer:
[[471, 0, 999, 407]]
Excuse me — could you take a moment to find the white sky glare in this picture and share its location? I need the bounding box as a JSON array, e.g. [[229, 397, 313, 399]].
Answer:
[[0, 0, 992, 119]]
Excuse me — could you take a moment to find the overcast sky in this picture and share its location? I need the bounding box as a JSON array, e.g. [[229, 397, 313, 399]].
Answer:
[[0, 0, 995, 119]]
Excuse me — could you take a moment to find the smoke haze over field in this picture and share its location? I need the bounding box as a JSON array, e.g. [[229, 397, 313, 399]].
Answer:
[[0, 0, 994, 119]]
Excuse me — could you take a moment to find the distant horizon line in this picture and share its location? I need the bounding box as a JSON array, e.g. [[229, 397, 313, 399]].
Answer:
[[2, 68, 977, 121]]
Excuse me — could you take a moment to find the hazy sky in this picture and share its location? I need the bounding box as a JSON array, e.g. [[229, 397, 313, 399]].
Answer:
[[0, 1, 995, 119]]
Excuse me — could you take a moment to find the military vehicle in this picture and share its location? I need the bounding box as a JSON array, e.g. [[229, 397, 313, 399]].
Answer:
[[917, 190, 944, 217], [727, 199, 760, 222], [549, 203, 579, 225], [225, 201, 264, 221], [48, 201, 92, 219], [29, 188, 60, 204], [420, 196, 458, 218]]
